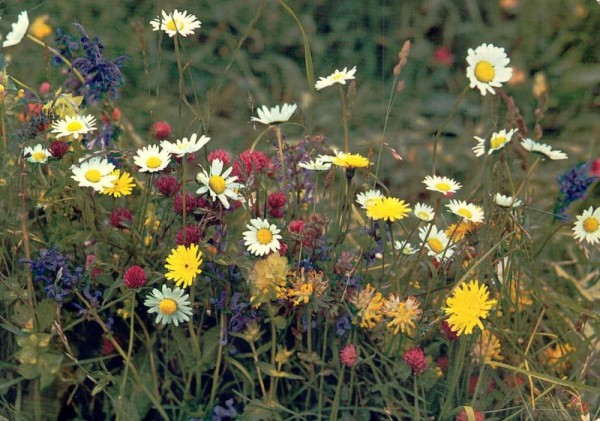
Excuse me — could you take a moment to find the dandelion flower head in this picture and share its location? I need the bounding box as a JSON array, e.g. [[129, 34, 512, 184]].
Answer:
[[165, 243, 203, 288], [443, 280, 497, 336]]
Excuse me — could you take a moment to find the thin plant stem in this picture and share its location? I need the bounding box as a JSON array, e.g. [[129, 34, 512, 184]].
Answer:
[[339, 84, 350, 152], [75, 291, 169, 419], [440, 338, 468, 420], [431, 85, 470, 175], [208, 312, 226, 409], [18, 151, 36, 312], [117, 298, 136, 421]]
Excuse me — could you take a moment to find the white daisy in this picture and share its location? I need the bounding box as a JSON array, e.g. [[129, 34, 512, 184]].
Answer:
[[144, 284, 192, 327], [52, 114, 96, 140], [422, 175, 462, 195], [24, 144, 51, 164], [71, 157, 117, 192], [298, 159, 332, 171], [150, 9, 201, 38], [316, 154, 337, 163], [160, 133, 210, 157], [466, 43, 512, 96], [472, 128, 517, 156], [315, 66, 357, 91], [521, 138, 568, 160], [134, 145, 171, 173], [195, 158, 242, 209], [572, 206, 600, 245], [243, 218, 282, 256], [2, 11, 28, 48], [446, 200, 485, 223], [251, 103, 297, 125], [494, 193, 522, 208], [419, 225, 455, 260], [356, 189, 384, 209], [393, 240, 419, 255], [413, 203, 435, 221]]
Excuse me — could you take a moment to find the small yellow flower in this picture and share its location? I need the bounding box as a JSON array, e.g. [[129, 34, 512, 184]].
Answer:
[[29, 15, 53, 39], [275, 346, 294, 365], [383, 295, 422, 335], [249, 254, 289, 304], [443, 280, 496, 336], [471, 329, 503, 364], [541, 343, 575, 373], [446, 221, 481, 242], [351, 283, 384, 329], [366, 197, 411, 223], [103, 170, 135, 197], [165, 243, 203, 288]]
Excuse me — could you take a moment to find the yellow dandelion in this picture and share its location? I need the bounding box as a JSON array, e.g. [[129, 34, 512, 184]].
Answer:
[[165, 243, 203, 288], [103, 170, 136, 198], [366, 197, 411, 222], [332, 152, 370, 169], [443, 280, 496, 336], [383, 294, 422, 335], [541, 343, 575, 373]]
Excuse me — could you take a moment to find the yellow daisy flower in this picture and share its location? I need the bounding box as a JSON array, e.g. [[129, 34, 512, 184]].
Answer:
[[443, 280, 496, 336], [103, 170, 135, 197], [165, 243, 203, 288], [366, 197, 411, 222]]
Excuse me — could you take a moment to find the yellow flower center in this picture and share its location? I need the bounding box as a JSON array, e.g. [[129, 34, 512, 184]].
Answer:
[[435, 182, 451, 192], [583, 217, 599, 233], [332, 73, 344, 81], [159, 298, 178, 315], [85, 169, 102, 183], [458, 208, 473, 219], [256, 228, 274, 245], [428, 238, 444, 254], [417, 211, 429, 220], [66, 121, 84, 132], [490, 135, 507, 149], [209, 175, 227, 194], [475, 61, 495, 83], [146, 156, 162, 169], [32, 151, 46, 161], [166, 18, 183, 31]]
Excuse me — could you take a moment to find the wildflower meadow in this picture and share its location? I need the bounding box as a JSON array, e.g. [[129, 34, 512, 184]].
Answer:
[[1, 1, 599, 420]]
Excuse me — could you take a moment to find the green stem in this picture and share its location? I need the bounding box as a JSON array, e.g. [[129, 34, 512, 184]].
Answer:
[[413, 374, 420, 421], [208, 312, 226, 409], [330, 365, 346, 421], [118, 298, 136, 421], [339, 84, 350, 152], [431, 85, 469, 175], [440, 338, 468, 420]]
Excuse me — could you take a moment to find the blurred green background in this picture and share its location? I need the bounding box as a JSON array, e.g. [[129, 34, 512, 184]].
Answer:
[[2, 0, 599, 194]]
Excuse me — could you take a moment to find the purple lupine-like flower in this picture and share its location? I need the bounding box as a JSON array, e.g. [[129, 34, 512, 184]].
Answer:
[[212, 398, 238, 421], [555, 161, 597, 219], [24, 247, 84, 303], [71, 23, 129, 104]]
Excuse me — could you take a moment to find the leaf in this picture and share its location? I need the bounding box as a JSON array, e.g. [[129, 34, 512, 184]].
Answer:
[[35, 299, 57, 332], [199, 325, 221, 371], [255, 361, 304, 380], [239, 398, 284, 421], [92, 372, 113, 396], [489, 361, 600, 393], [552, 264, 600, 301]]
